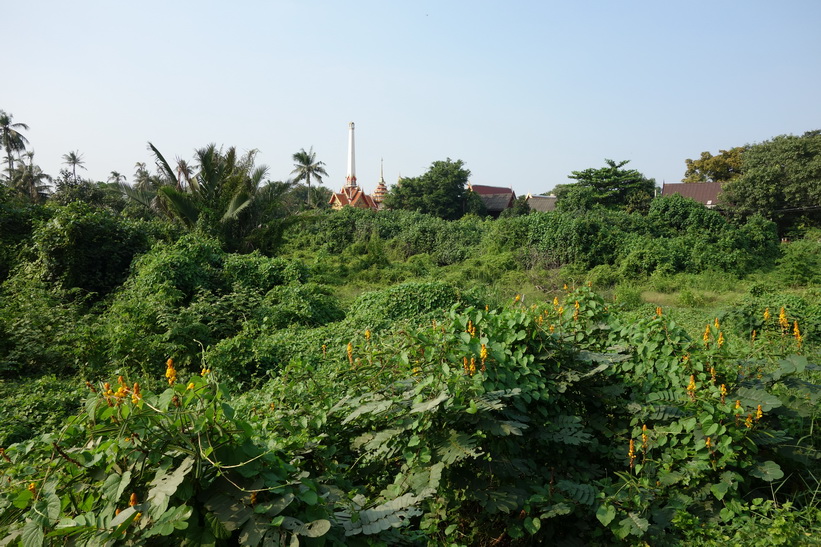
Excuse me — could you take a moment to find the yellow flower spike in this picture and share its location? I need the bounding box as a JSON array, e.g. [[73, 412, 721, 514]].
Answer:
[[187, 382, 195, 390], [165, 359, 177, 386], [717, 332, 725, 348], [469, 357, 476, 376], [321, 344, 326, 357], [703, 325, 711, 345], [563, 283, 568, 291], [655, 307, 662, 317], [779, 307, 789, 331], [463, 357, 469, 373], [705, 437, 712, 449], [714, 318, 720, 329], [756, 404, 763, 420], [558, 306, 564, 315], [628, 439, 636, 469], [28, 483, 36, 495], [553, 296, 559, 307], [687, 375, 696, 400], [364, 329, 371, 340], [129, 493, 138, 507], [751, 330, 757, 343], [763, 308, 771, 321], [346, 342, 353, 365], [710, 367, 716, 383], [641, 424, 648, 450], [549, 324, 555, 333], [485, 305, 489, 312], [574, 301, 580, 310], [735, 399, 742, 410], [745, 414, 753, 428], [514, 294, 521, 303]]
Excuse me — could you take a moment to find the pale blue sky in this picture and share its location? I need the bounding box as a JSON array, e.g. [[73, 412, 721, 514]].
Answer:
[[5, 1, 821, 197]]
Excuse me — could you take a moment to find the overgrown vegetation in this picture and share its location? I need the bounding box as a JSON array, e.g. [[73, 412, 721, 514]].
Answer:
[[1, 123, 820, 544]]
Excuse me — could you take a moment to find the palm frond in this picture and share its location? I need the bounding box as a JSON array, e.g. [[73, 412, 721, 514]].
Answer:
[[158, 186, 200, 227]]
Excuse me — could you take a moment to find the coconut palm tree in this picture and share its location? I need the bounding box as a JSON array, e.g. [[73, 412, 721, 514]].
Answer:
[[9, 151, 50, 202], [290, 147, 328, 207], [1, 110, 30, 180], [62, 150, 86, 183], [108, 171, 126, 184]]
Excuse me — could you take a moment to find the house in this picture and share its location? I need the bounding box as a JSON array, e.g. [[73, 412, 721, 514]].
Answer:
[[525, 193, 557, 213], [468, 183, 515, 217], [660, 182, 723, 209]]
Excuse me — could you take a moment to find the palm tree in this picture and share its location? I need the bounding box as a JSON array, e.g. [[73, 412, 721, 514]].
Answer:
[[1, 110, 30, 180], [9, 151, 50, 202], [62, 150, 86, 182], [290, 147, 328, 207], [108, 171, 126, 184]]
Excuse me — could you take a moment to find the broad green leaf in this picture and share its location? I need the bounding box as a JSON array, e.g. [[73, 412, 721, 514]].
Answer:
[[523, 516, 541, 535], [596, 504, 616, 526], [749, 460, 784, 482], [102, 471, 132, 503], [710, 481, 729, 500], [147, 457, 195, 518], [21, 521, 44, 547]]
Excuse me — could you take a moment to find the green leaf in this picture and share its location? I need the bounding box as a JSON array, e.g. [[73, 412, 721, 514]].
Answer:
[[596, 504, 616, 526], [147, 456, 195, 518], [737, 387, 782, 411], [21, 520, 44, 547], [410, 391, 450, 414], [102, 471, 132, 503], [749, 460, 784, 482], [710, 481, 729, 500], [523, 516, 541, 535], [619, 512, 649, 537]]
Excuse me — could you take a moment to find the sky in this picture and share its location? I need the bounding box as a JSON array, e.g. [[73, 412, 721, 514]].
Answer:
[[5, 1, 821, 197]]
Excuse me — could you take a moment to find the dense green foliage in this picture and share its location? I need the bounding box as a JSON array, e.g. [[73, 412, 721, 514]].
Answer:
[[1, 123, 820, 544], [383, 159, 471, 220], [556, 159, 656, 213]]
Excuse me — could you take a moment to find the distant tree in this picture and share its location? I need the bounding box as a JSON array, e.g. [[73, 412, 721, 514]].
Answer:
[[9, 151, 50, 203], [61, 150, 86, 183], [383, 158, 471, 220], [107, 171, 126, 184], [133, 162, 152, 191], [290, 147, 328, 207], [722, 130, 821, 230], [560, 159, 656, 213], [0, 110, 29, 179], [683, 147, 745, 183]]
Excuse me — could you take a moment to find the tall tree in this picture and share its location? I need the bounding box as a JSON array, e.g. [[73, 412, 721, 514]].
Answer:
[[383, 158, 471, 220], [290, 147, 328, 207], [0, 110, 29, 179], [722, 130, 821, 230], [560, 159, 656, 213], [683, 147, 745, 183], [62, 150, 86, 183]]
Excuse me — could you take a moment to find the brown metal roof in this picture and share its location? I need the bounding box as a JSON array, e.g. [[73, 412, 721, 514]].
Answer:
[[660, 182, 723, 206]]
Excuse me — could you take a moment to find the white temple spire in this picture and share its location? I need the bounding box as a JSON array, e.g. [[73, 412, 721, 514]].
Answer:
[[345, 121, 357, 188]]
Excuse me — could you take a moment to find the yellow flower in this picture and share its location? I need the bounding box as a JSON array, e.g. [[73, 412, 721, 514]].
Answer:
[[756, 404, 763, 420], [735, 399, 742, 410], [703, 325, 711, 345], [628, 439, 636, 468], [27, 483, 36, 495], [705, 437, 712, 449], [134, 512, 142, 522], [563, 283, 568, 291], [745, 414, 753, 428], [655, 307, 662, 317], [129, 492, 138, 507], [751, 330, 757, 343], [763, 308, 771, 321], [714, 318, 720, 329], [553, 296, 559, 307], [468, 357, 476, 376], [364, 329, 371, 340], [347, 342, 353, 365], [717, 332, 725, 348], [187, 382, 195, 390], [687, 375, 696, 399], [514, 294, 521, 303], [641, 424, 648, 450], [779, 307, 789, 331], [480, 343, 488, 362], [558, 306, 564, 315]]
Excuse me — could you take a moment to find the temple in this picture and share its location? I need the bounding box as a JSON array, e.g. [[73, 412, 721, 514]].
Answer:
[[329, 122, 386, 210]]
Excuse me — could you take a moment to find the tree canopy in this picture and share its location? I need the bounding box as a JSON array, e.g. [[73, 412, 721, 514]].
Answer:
[[683, 147, 745, 183], [722, 130, 821, 230], [557, 159, 656, 213], [383, 158, 471, 220]]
